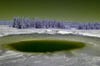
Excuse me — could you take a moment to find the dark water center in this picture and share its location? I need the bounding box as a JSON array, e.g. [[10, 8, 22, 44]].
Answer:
[[5, 40, 85, 53]]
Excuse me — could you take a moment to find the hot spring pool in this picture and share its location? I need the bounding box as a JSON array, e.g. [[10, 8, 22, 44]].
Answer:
[[4, 40, 85, 53], [0, 34, 100, 66]]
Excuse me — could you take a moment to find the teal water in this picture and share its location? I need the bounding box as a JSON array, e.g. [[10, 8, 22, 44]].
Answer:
[[0, 33, 100, 55], [4, 40, 85, 53]]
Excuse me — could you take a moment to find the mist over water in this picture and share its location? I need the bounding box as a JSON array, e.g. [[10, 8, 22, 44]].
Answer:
[[0, 0, 100, 66], [0, 0, 100, 22]]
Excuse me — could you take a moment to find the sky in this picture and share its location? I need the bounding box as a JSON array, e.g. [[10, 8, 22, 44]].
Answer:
[[0, 0, 100, 22]]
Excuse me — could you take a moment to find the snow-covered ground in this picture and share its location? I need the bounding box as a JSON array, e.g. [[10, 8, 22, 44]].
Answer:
[[0, 25, 100, 66]]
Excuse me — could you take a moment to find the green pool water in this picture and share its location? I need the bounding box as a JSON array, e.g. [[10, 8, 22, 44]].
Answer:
[[4, 40, 85, 53]]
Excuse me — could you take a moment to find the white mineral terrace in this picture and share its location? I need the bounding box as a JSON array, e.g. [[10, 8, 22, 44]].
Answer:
[[0, 25, 100, 38], [0, 25, 100, 66]]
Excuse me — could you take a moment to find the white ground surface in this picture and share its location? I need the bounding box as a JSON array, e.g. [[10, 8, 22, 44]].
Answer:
[[0, 25, 100, 37], [0, 25, 100, 66]]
